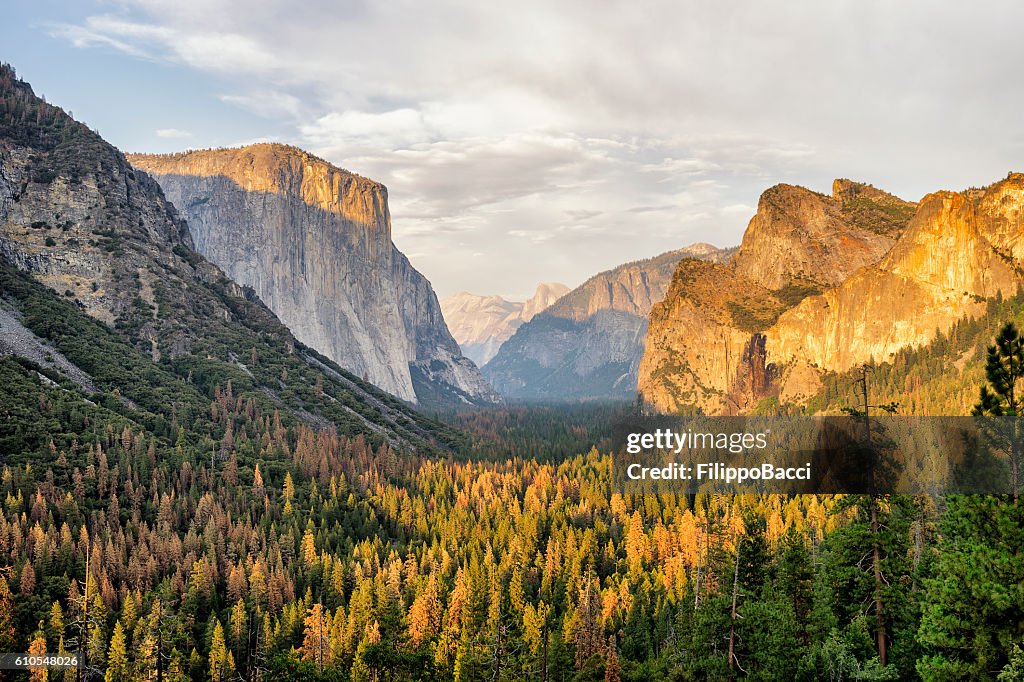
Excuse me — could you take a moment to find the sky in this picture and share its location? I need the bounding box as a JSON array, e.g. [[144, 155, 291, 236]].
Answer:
[[3, 1, 1024, 300]]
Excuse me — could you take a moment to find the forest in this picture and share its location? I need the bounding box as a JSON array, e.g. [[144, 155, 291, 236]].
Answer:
[[1, 254, 1024, 681]]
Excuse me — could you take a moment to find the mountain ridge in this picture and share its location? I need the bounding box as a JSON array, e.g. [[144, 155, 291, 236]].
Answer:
[[0, 62, 461, 450], [638, 175, 1024, 414], [441, 282, 569, 366], [483, 243, 736, 401]]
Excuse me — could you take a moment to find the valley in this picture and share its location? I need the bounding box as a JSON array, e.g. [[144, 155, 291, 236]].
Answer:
[[2, 58, 1024, 682]]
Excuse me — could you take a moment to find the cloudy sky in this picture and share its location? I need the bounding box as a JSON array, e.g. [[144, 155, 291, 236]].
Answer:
[[4, 1, 1023, 299]]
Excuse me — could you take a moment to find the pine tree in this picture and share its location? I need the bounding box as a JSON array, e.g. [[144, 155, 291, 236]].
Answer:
[[819, 494, 917, 677], [568, 574, 603, 669], [408, 576, 442, 646], [972, 321, 1024, 499], [604, 635, 620, 682], [917, 496, 1024, 679], [302, 603, 332, 673], [283, 472, 295, 516], [999, 645, 1024, 681], [28, 624, 48, 682], [229, 599, 247, 671], [209, 621, 235, 682], [917, 324, 1024, 678], [253, 463, 264, 495], [20, 560, 36, 594], [301, 525, 317, 565], [104, 621, 129, 682], [48, 601, 65, 646], [0, 578, 16, 652]]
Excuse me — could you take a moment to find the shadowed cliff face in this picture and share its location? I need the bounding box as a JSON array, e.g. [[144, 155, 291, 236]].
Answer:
[[0, 65, 465, 448], [128, 145, 499, 406], [484, 244, 735, 401], [639, 175, 1024, 415], [0, 102, 198, 353]]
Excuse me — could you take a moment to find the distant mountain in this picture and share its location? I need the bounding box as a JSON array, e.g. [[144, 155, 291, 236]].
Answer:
[[0, 63, 460, 450], [128, 145, 499, 407], [441, 282, 569, 365], [482, 243, 735, 401], [638, 177, 1024, 414]]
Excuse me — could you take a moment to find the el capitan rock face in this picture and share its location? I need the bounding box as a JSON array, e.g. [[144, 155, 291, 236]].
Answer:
[[638, 176, 1024, 415], [128, 145, 499, 406], [483, 244, 735, 401], [441, 282, 569, 366]]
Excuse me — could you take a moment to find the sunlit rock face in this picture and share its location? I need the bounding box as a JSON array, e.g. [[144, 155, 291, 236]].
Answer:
[[731, 180, 909, 289], [766, 176, 1024, 380], [130, 144, 499, 406], [639, 175, 1024, 415]]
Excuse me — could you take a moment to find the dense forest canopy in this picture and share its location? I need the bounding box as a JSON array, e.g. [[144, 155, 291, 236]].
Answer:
[[2, 260, 1024, 680]]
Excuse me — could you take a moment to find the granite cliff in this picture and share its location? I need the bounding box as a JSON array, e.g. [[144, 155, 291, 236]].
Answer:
[[638, 176, 1024, 414], [484, 244, 735, 401], [128, 145, 499, 406], [441, 282, 569, 365], [765, 175, 1024, 400], [0, 63, 461, 449], [732, 180, 911, 289]]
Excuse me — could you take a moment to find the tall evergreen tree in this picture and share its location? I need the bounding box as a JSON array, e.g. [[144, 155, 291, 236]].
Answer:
[[104, 621, 129, 682], [972, 321, 1024, 499], [918, 323, 1024, 679]]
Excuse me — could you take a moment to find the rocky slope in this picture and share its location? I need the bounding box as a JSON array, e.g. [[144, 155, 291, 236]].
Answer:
[[0, 63, 462, 449], [483, 244, 735, 401], [639, 176, 1024, 414], [128, 145, 498, 407], [441, 282, 569, 365]]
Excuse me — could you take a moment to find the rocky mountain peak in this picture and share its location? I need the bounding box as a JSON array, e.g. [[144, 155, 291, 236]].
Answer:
[[677, 242, 729, 259], [832, 178, 904, 204], [521, 282, 570, 319], [640, 172, 1024, 416], [129, 144, 391, 247], [731, 181, 913, 290], [484, 244, 736, 401], [1, 63, 462, 453]]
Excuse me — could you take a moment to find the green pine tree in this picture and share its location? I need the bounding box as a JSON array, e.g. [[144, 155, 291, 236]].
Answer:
[[104, 620, 129, 682], [918, 323, 1024, 679]]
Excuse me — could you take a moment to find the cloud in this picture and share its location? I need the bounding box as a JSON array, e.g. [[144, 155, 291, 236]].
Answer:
[[48, 22, 153, 58], [300, 109, 431, 150], [219, 91, 304, 120], [155, 128, 193, 138], [48, 0, 1024, 297]]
